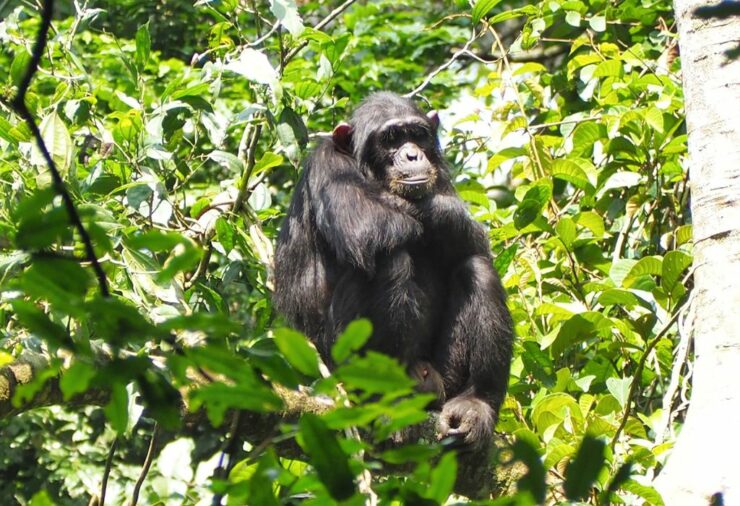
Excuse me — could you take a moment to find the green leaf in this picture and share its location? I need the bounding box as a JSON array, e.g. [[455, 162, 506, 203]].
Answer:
[[208, 150, 245, 173], [225, 48, 277, 85], [105, 382, 129, 433], [597, 289, 641, 307], [60, 361, 97, 399], [564, 436, 606, 500], [332, 319, 373, 363], [426, 452, 457, 502], [593, 60, 623, 77], [531, 392, 583, 434], [556, 217, 577, 249], [472, 0, 504, 23], [253, 151, 284, 176], [274, 328, 321, 377], [589, 15, 606, 32], [623, 256, 662, 287], [336, 352, 414, 394], [10, 50, 31, 86], [571, 121, 605, 156], [565, 10, 582, 26], [662, 250, 692, 293], [19, 258, 91, 314], [575, 211, 605, 238], [551, 159, 591, 190], [644, 107, 665, 133], [135, 22, 151, 69], [298, 414, 356, 501], [514, 199, 544, 229], [675, 225, 693, 246], [606, 376, 632, 408], [215, 217, 235, 253], [10, 299, 71, 348], [270, 0, 304, 36], [30, 112, 73, 178]]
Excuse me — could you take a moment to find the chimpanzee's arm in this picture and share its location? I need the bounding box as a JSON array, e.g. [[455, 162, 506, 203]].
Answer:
[[309, 140, 422, 273], [435, 255, 513, 451], [416, 179, 490, 263]]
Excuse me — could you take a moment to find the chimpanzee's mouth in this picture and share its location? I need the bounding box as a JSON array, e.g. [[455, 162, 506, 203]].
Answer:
[[400, 176, 430, 186]]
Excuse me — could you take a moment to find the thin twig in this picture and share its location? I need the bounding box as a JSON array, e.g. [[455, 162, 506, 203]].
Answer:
[[99, 437, 119, 506], [211, 411, 244, 506], [130, 424, 159, 506], [10, 0, 109, 297], [405, 29, 483, 98], [609, 285, 693, 450], [283, 0, 358, 64]]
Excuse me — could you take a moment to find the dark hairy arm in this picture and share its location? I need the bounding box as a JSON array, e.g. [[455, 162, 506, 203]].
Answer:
[[309, 141, 422, 273]]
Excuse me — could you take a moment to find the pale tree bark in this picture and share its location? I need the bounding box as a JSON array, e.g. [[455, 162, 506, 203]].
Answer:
[[655, 1, 740, 503]]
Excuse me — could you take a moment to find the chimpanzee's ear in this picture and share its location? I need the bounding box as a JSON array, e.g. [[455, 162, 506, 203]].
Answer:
[[332, 122, 353, 153], [427, 110, 440, 131]]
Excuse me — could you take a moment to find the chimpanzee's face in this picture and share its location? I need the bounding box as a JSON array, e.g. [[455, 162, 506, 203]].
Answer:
[[369, 117, 439, 200]]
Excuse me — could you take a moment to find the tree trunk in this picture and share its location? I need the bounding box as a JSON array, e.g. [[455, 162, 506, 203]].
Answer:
[[655, 1, 740, 503]]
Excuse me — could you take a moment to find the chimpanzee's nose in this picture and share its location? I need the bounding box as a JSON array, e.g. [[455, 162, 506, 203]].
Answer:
[[402, 145, 420, 161]]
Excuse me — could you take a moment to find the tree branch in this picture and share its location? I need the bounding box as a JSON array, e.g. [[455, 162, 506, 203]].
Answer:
[[9, 0, 109, 297]]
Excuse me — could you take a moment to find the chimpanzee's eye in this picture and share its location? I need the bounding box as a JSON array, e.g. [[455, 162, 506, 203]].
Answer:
[[382, 126, 403, 146]]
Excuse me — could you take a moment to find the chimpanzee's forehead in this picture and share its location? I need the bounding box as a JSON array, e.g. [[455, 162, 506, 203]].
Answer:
[[378, 117, 429, 131]]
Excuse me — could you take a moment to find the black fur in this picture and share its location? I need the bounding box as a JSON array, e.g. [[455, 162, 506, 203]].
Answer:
[[274, 92, 513, 451]]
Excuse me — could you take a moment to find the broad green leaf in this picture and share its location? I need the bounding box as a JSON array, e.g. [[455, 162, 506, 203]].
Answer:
[[274, 328, 321, 377], [551, 312, 613, 357], [60, 361, 97, 399], [564, 436, 606, 500], [513, 62, 547, 76], [676, 224, 693, 246], [597, 289, 641, 307], [662, 250, 692, 293], [593, 60, 623, 77], [589, 15, 606, 31], [30, 112, 73, 178], [575, 211, 605, 238], [298, 414, 356, 501], [427, 452, 457, 502], [514, 199, 543, 229], [226, 48, 278, 85], [532, 392, 583, 435], [644, 107, 665, 133], [610, 259, 637, 286], [270, 0, 304, 36], [494, 243, 518, 277], [623, 256, 662, 287], [472, 0, 504, 23], [104, 382, 129, 434], [10, 50, 31, 86], [571, 121, 605, 156], [544, 442, 575, 469], [332, 319, 373, 363], [606, 376, 632, 408], [336, 352, 414, 394], [556, 217, 577, 249], [208, 150, 245, 173], [215, 217, 235, 253], [565, 10, 582, 26], [253, 151, 284, 176], [10, 299, 71, 348], [135, 22, 151, 69], [551, 159, 591, 190], [487, 5, 537, 24]]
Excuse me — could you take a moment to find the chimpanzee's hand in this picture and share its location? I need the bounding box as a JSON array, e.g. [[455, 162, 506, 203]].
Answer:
[[437, 396, 494, 453]]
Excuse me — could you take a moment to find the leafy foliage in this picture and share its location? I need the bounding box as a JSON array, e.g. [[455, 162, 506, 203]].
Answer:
[[0, 0, 689, 503]]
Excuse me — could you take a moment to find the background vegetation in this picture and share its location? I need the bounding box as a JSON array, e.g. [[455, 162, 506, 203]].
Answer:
[[0, 0, 691, 504]]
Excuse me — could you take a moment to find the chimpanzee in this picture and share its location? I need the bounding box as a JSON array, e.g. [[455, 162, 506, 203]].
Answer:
[[274, 92, 513, 451]]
